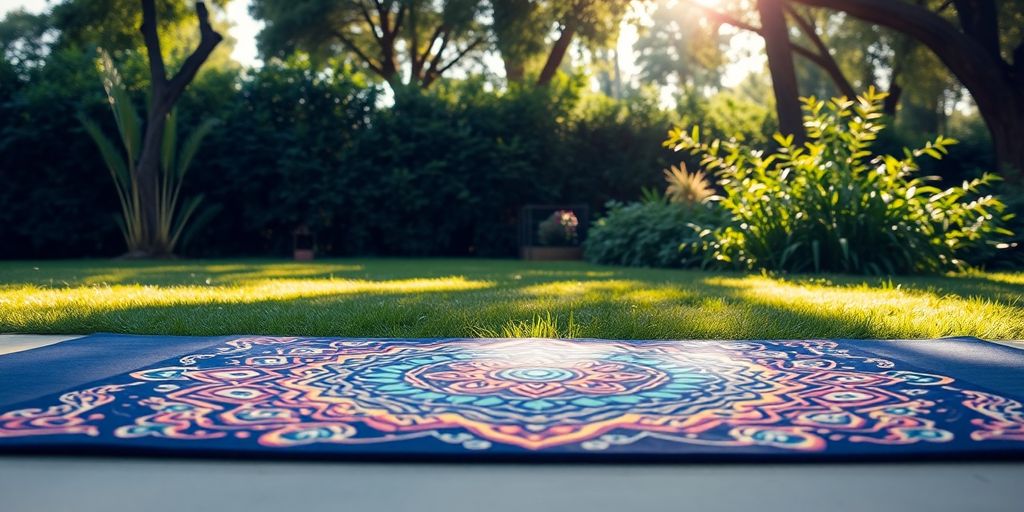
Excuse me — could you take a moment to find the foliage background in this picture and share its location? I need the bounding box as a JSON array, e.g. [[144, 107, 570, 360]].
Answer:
[[1, 53, 686, 258], [0, 0, 1014, 262]]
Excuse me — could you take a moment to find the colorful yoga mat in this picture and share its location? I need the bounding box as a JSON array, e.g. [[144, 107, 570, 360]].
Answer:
[[0, 334, 1022, 461]]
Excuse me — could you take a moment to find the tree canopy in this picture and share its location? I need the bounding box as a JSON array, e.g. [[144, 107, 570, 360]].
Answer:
[[252, 0, 488, 88]]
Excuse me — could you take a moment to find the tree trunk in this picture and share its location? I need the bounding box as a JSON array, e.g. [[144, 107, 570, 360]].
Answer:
[[758, 0, 806, 142], [380, 35, 399, 87], [504, 59, 525, 83], [883, 81, 903, 117], [952, 0, 1001, 61], [791, 0, 1024, 177], [990, 105, 1024, 181], [537, 18, 577, 86], [135, 109, 168, 255]]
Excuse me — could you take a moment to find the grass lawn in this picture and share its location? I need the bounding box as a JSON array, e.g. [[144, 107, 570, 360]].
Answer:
[[0, 258, 1022, 340]]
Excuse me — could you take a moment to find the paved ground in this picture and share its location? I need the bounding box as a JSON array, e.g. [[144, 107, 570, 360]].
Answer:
[[0, 333, 75, 355], [1, 334, 1022, 512]]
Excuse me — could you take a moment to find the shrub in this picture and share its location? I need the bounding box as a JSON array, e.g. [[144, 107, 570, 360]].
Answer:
[[5, 52, 679, 258], [583, 196, 719, 268], [184, 72, 676, 258], [665, 88, 1014, 275], [189, 60, 380, 256], [0, 47, 126, 258]]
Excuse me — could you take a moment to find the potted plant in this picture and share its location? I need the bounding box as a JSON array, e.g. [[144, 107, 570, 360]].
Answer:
[[520, 207, 585, 260]]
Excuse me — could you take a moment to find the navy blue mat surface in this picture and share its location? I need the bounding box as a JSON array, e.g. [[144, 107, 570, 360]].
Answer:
[[1, 334, 1022, 461]]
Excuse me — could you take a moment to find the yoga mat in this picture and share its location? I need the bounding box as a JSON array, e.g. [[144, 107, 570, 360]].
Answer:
[[1, 334, 1022, 461]]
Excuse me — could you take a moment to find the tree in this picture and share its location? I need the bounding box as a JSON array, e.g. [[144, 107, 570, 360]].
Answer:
[[0, 9, 51, 73], [53, 0, 205, 51], [684, 0, 850, 140], [49, 0, 234, 65], [536, 0, 630, 86], [132, 0, 222, 256], [79, 53, 219, 257], [634, 0, 726, 91], [791, 0, 1024, 176], [491, 0, 546, 82], [489, 0, 629, 86], [252, 0, 487, 89]]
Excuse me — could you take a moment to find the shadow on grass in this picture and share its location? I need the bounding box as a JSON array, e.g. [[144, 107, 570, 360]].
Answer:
[[0, 261, 369, 287], [0, 259, 629, 287]]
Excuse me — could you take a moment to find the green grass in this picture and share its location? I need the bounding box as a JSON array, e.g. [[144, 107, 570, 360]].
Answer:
[[1, 258, 1023, 339]]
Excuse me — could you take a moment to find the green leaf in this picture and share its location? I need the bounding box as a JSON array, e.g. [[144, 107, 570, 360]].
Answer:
[[176, 118, 219, 179], [78, 113, 130, 189], [162, 109, 177, 178]]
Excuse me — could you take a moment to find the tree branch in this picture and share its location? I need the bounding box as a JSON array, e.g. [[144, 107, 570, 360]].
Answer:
[[416, 24, 446, 74], [374, 0, 391, 39], [407, 0, 420, 74], [690, 0, 855, 99], [790, 0, 1012, 93], [789, 0, 1024, 172], [536, 17, 577, 85], [140, 0, 167, 88], [392, 1, 407, 39], [422, 35, 487, 88], [160, 1, 223, 111], [332, 29, 385, 77], [785, 5, 856, 98], [422, 25, 452, 81], [689, 3, 810, 71], [789, 41, 823, 64], [687, 2, 762, 35], [356, 0, 385, 46], [433, 35, 487, 76]]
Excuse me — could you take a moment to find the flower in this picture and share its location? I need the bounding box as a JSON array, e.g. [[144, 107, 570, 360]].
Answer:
[[538, 210, 580, 246]]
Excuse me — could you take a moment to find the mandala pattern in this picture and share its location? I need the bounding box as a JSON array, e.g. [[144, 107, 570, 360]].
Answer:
[[1, 337, 1023, 458]]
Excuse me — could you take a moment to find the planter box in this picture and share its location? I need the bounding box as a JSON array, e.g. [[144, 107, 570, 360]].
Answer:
[[520, 246, 583, 261]]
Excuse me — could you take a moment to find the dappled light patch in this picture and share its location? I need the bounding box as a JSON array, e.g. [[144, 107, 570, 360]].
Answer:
[[965, 272, 1024, 287], [514, 270, 619, 279], [0, 260, 1022, 340], [700, 274, 1024, 340], [519, 279, 693, 306], [0, 276, 494, 330]]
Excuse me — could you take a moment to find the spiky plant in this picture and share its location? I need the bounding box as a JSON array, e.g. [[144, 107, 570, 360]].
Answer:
[[78, 51, 217, 256], [664, 163, 714, 206]]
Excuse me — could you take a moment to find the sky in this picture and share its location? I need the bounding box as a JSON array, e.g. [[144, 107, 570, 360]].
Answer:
[[0, 0, 763, 88]]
